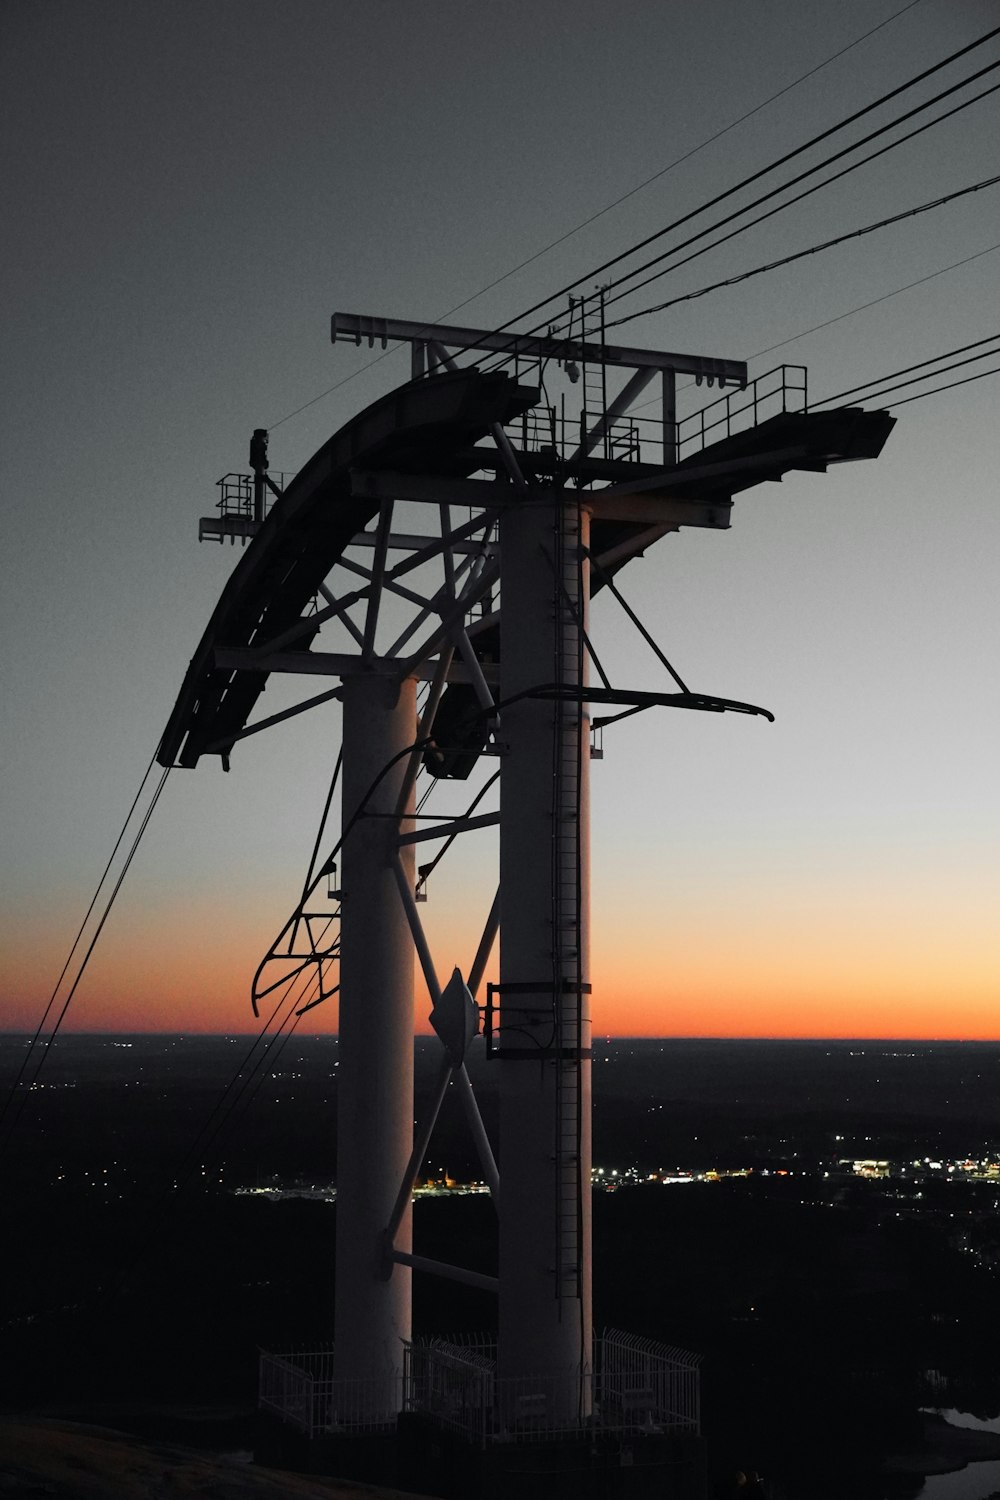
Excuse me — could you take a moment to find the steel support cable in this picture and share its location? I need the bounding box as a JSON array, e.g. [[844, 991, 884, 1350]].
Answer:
[[468, 25, 1000, 373], [0, 749, 161, 1130], [415, 770, 500, 890], [556, 577, 612, 692], [510, 69, 1000, 370], [266, 0, 927, 432], [0, 764, 171, 1156], [227, 1002, 310, 1135], [289, 742, 343, 954], [183, 969, 318, 1176], [821, 346, 1000, 407], [625, 240, 1000, 422], [883, 362, 1000, 406], [603, 173, 1000, 332], [169, 963, 322, 1194], [109, 743, 450, 1301], [811, 333, 1000, 407], [133, 732, 434, 1266], [252, 734, 435, 1015], [583, 548, 692, 696]]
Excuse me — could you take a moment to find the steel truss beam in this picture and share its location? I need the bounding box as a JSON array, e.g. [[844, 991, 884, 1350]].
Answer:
[[331, 310, 748, 384]]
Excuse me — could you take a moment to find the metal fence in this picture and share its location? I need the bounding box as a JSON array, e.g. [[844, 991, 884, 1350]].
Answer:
[[403, 1328, 701, 1448], [599, 1328, 701, 1436], [259, 1346, 401, 1436], [261, 1329, 700, 1446]]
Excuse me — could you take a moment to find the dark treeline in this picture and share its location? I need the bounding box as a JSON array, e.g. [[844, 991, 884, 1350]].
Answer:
[[6, 1035, 1000, 1497]]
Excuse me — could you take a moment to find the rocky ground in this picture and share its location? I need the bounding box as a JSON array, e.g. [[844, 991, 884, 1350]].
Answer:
[[0, 1417, 431, 1500], [882, 1412, 1000, 1477]]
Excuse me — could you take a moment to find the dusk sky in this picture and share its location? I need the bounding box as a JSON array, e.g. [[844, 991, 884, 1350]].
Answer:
[[3, 0, 998, 1039]]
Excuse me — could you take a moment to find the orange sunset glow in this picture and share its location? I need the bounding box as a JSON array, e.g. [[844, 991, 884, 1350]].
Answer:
[[3, 865, 996, 1040]]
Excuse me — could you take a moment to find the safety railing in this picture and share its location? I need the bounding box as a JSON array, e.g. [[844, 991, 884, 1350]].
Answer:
[[676, 364, 807, 461], [402, 1328, 700, 1448], [262, 1331, 700, 1445], [494, 365, 806, 476], [259, 1346, 402, 1436], [579, 408, 642, 462], [214, 471, 294, 520]]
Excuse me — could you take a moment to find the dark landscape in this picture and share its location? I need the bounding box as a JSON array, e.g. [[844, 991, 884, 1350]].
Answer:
[[5, 1034, 1000, 1498]]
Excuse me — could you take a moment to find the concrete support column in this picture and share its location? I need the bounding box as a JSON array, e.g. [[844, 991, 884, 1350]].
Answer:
[[498, 495, 592, 1404], [334, 673, 417, 1398]]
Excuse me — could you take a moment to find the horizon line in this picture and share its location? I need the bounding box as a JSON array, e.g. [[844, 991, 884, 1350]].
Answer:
[[2, 1030, 999, 1044]]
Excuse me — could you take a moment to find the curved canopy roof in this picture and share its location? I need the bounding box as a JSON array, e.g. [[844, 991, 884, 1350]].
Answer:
[[158, 369, 537, 768], [158, 369, 893, 773]]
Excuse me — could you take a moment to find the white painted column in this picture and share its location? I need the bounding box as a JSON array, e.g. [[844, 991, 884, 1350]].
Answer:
[[334, 672, 417, 1400], [498, 495, 592, 1406]]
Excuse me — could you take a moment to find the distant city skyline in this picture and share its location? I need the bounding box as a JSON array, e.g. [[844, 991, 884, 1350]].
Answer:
[[3, 1, 998, 1040]]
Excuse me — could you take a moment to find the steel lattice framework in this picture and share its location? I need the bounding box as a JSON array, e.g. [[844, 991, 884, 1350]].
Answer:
[[159, 310, 893, 1434]]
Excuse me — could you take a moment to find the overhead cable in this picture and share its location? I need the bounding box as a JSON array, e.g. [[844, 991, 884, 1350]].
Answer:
[[604, 173, 1000, 330], [884, 362, 1000, 407], [814, 336, 1000, 408], [0, 763, 171, 1154], [444, 0, 930, 322], [472, 23, 1000, 369], [740, 241, 1000, 365], [490, 67, 1000, 376], [0, 750, 161, 1132], [627, 240, 1000, 426], [267, 0, 933, 430]]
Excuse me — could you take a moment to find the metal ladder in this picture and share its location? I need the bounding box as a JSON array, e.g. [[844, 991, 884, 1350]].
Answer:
[[551, 499, 586, 1302], [572, 288, 610, 462]]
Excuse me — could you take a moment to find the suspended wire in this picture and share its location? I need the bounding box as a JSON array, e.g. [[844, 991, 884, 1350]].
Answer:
[[584, 550, 691, 695], [178, 967, 323, 1191], [251, 733, 434, 1016], [470, 24, 1000, 372], [625, 239, 1000, 426], [0, 764, 172, 1155], [290, 742, 342, 950], [863, 347, 1000, 404], [448, 0, 930, 329], [267, 0, 932, 431], [736, 241, 1000, 367], [181, 973, 318, 1179], [592, 74, 1000, 328], [478, 63, 1000, 376], [603, 173, 1000, 331], [883, 362, 1000, 407], [813, 333, 1000, 406], [0, 749, 161, 1130], [107, 727, 456, 1299]]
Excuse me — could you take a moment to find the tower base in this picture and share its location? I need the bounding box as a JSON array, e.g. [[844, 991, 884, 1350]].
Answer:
[[258, 1331, 705, 1499]]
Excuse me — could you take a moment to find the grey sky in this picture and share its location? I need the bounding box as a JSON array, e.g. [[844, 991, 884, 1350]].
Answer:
[[2, 0, 998, 1034]]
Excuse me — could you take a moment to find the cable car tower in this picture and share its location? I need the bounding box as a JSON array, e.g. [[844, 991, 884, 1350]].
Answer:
[[160, 308, 893, 1495]]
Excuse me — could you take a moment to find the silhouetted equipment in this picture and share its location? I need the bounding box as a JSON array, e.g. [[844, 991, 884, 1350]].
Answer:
[[249, 428, 269, 524], [158, 307, 894, 1497], [250, 428, 269, 471]]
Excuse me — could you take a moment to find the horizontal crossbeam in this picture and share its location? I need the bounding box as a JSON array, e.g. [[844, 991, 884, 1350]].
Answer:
[[351, 470, 732, 527], [332, 310, 747, 383], [213, 646, 500, 685], [397, 812, 500, 846], [390, 1249, 498, 1295]]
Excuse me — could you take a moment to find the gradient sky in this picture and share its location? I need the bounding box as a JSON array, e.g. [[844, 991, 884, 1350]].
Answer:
[[2, 0, 998, 1039]]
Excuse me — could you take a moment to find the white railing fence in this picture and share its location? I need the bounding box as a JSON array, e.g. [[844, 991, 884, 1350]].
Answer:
[[261, 1328, 700, 1448]]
